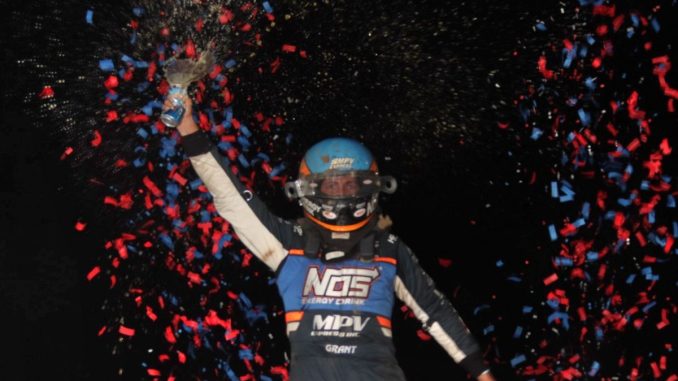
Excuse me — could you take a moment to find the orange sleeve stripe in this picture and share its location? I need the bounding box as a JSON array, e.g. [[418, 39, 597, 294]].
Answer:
[[374, 257, 397, 265], [376, 316, 392, 329], [288, 249, 304, 255], [285, 311, 304, 323]]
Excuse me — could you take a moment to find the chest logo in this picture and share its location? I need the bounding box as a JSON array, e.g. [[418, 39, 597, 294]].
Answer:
[[302, 266, 380, 305]]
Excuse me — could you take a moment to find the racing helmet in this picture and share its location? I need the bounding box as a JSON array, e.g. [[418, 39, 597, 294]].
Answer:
[[284, 137, 397, 232]]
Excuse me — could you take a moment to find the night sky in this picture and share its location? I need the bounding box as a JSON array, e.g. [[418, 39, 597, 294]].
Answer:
[[1, 0, 676, 380]]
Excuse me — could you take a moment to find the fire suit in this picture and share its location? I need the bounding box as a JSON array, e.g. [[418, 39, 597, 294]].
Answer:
[[181, 130, 490, 380]]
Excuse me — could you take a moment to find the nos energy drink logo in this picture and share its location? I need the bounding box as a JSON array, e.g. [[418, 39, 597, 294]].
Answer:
[[302, 266, 380, 306]]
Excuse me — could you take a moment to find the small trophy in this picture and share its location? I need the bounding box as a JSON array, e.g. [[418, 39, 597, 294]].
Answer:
[[160, 50, 216, 127]]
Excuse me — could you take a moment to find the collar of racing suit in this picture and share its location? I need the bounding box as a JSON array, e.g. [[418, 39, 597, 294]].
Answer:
[[301, 210, 391, 262]]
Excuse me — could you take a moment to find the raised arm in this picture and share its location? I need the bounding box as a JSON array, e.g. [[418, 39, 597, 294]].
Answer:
[[171, 96, 295, 271]]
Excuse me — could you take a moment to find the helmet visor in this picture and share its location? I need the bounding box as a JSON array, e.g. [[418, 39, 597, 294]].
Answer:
[[285, 171, 397, 199]]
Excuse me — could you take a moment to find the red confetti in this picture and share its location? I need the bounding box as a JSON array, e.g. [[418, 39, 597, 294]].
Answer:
[[91, 130, 102, 147], [281, 44, 297, 53], [39, 85, 54, 99], [86, 266, 100, 281], [147, 369, 161, 377], [118, 325, 135, 337], [106, 110, 119, 122], [219, 9, 234, 24], [75, 221, 87, 231], [543, 273, 558, 286], [164, 326, 177, 343], [437, 258, 453, 268], [104, 75, 119, 89], [60, 146, 74, 160], [185, 39, 196, 58], [537, 56, 554, 79], [143, 176, 163, 197], [416, 329, 432, 341]]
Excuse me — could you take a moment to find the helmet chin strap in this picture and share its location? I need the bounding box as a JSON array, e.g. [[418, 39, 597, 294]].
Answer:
[[303, 210, 373, 232]]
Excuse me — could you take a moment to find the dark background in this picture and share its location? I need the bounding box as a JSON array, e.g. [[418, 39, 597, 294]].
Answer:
[[0, 2, 555, 380], [0, 0, 649, 380], [0, 60, 543, 381]]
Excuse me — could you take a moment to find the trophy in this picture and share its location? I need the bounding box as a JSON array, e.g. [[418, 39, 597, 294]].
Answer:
[[160, 50, 216, 127]]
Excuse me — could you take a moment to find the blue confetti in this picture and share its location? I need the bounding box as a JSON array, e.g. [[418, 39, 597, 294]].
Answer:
[[577, 108, 591, 126], [666, 194, 676, 208], [240, 124, 252, 138], [510, 354, 526, 367], [166, 183, 180, 199], [189, 178, 203, 190], [237, 135, 252, 151], [642, 300, 656, 313], [159, 137, 177, 159], [581, 201, 591, 219], [547, 311, 570, 330], [99, 59, 114, 72], [134, 60, 148, 69], [239, 293, 253, 309], [239, 348, 254, 360], [141, 100, 162, 116], [513, 326, 523, 339], [121, 54, 135, 65], [548, 224, 558, 241], [630, 14, 640, 27], [586, 251, 599, 261], [225, 59, 237, 68], [105, 92, 119, 101], [159, 232, 174, 250], [584, 77, 597, 90], [588, 361, 600, 376], [85, 9, 94, 24], [270, 163, 286, 178], [550, 181, 559, 198], [563, 47, 576, 69], [263, 1, 273, 13], [474, 305, 491, 315], [555, 257, 573, 267], [136, 128, 149, 140], [530, 127, 543, 140]]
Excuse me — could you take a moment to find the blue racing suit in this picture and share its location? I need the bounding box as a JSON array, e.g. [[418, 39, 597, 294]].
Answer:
[[182, 130, 490, 380]]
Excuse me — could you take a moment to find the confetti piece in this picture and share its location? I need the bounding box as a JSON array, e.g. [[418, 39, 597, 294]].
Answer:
[[86, 266, 100, 281], [118, 325, 135, 337], [75, 221, 87, 231], [39, 86, 54, 99], [281, 44, 297, 53], [60, 146, 73, 160], [543, 273, 558, 286], [91, 130, 102, 147], [511, 354, 526, 367]]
